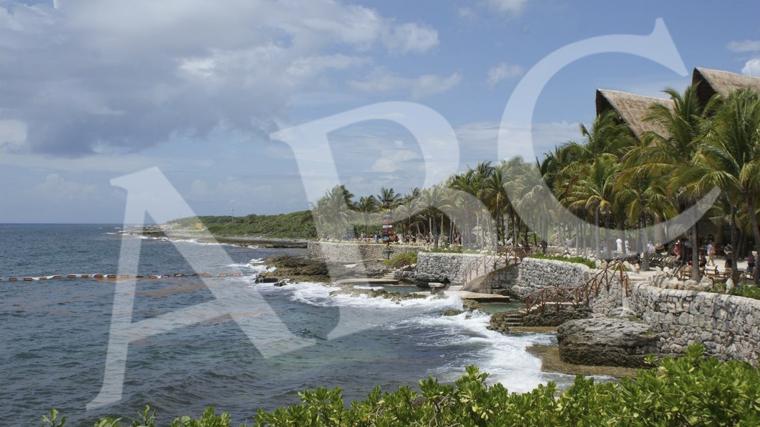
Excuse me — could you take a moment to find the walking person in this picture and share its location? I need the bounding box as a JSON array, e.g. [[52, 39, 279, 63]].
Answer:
[[706, 241, 716, 266]]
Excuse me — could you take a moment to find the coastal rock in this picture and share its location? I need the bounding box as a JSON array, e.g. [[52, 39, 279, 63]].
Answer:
[[557, 318, 660, 367]]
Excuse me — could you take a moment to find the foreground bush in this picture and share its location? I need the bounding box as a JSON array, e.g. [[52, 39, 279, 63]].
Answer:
[[43, 345, 760, 426]]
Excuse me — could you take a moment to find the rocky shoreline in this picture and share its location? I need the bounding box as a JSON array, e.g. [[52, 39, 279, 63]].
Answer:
[[125, 227, 309, 248]]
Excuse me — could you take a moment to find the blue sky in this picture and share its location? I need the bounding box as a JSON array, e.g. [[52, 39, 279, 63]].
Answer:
[[0, 0, 759, 222]]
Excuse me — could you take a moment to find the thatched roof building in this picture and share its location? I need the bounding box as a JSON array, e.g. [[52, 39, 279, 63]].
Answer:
[[595, 68, 760, 140], [693, 67, 760, 105], [595, 89, 673, 140]]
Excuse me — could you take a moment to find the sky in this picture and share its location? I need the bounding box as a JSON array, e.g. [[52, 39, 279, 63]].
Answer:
[[0, 0, 759, 223]]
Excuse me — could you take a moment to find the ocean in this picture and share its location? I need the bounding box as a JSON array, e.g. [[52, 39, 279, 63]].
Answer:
[[0, 224, 566, 425]]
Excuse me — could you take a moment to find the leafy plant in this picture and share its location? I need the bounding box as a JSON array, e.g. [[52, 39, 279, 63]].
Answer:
[[43, 345, 760, 426], [730, 283, 760, 300], [383, 252, 417, 268], [528, 253, 596, 269]]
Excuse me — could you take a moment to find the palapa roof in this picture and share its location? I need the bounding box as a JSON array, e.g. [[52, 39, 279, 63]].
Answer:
[[595, 89, 673, 140], [693, 67, 760, 104]]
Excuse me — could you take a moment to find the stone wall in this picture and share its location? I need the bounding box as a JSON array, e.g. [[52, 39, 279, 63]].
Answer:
[[588, 273, 627, 317], [414, 252, 493, 285], [512, 258, 591, 299], [628, 283, 760, 364], [413, 254, 595, 291], [307, 241, 423, 263]]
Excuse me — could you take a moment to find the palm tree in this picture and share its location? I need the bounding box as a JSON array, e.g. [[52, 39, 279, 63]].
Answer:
[[377, 187, 402, 210], [630, 85, 717, 279], [615, 166, 675, 270], [566, 154, 619, 257], [355, 196, 378, 236], [697, 89, 760, 282], [313, 186, 353, 239]]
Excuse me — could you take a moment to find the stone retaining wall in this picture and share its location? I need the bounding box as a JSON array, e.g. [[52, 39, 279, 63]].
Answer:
[[414, 252, 493, 285], [414, 254, 592, 291], [307, 241, 424, 263], [628, 283, 760, 364], [512, 258, 591, 298]]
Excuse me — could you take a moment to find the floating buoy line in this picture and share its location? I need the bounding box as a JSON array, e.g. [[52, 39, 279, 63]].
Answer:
[[0, 271, 246, 283]]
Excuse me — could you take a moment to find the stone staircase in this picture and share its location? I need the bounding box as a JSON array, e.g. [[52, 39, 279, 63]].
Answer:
[[488, 309, 525, 332], [380, 271, 396, 280], [499, 310, 526, 327]]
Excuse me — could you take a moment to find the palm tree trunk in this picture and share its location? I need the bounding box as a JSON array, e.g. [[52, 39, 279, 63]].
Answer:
[[747, 196, 760, 283], [640, 212, 649, 271], [730, 204, 739, 283], [690, 223, 700, 281]]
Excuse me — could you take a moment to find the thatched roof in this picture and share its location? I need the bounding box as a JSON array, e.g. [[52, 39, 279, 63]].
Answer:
[[693, 67, 760, 104], [595, 89, 673, 140]]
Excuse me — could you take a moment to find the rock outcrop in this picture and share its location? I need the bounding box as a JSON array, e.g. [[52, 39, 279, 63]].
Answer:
[[557, 318, 660, 367]]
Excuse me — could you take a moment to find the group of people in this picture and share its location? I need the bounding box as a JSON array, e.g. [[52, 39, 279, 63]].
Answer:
[[356, 232, 463, 246], [671, 238, 756, 277]]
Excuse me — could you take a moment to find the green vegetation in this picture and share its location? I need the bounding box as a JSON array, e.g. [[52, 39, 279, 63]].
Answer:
[[528, 253, 596, 269], [169, 211, 316, 239], [311, 86, 760, 284], [730, 283, 760, 300], [383, 252, 417, 268], [44, 346, 760, 426]]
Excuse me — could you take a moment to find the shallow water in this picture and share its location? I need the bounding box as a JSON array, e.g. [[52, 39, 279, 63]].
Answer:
[[0, 224, 568, 425]]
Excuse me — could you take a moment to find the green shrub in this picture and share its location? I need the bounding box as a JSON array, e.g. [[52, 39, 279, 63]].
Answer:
[[730, 283, 760, 300], [383, 252, 417, 268], [43, 345, 760, 426], [528, 253, 596, 269]]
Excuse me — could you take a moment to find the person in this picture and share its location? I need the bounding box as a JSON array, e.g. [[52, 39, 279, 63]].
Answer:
[[540, 239, 548, 254], [706, 241, 716, 266], [616, 237, 623, 254], [673, 240, 682, 260], [724, 243, 734, 270], [748, 252, 756, 277]]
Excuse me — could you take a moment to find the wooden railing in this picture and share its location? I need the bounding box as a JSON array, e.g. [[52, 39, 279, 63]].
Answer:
[[523, 260, 630, 314]]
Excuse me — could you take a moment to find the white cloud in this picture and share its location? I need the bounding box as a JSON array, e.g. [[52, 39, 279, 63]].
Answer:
[[349, 70, 461, 99], [486, 62, 524, 86], [457, 7, 477, 20], [33, 174, 97, 200], [0, 0, 439, 156], [456, 121, 580, 161], [286, 54, 369, 79], [370, 148, 420, 173], [742, 58, 760, 76], [484, 0, 527, 15], [382, 22, 438, 54], [0, 119, 27, 148], [727, 40, 760, 53]]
